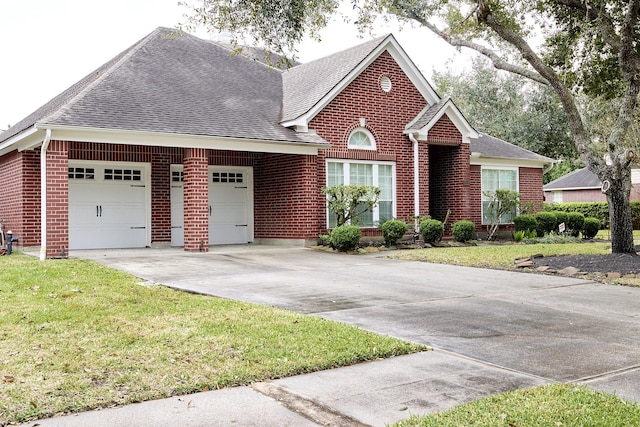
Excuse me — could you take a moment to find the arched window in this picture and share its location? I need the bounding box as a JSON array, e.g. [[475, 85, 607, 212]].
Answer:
[[348, 128, 376, 150]]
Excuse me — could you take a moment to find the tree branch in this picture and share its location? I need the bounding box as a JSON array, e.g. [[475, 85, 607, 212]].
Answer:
[[394, 6, 550, 85], [474, 0, 603, 171]]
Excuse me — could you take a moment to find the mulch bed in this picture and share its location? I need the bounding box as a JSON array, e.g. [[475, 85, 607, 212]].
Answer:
[[532, 250, 640, 276]]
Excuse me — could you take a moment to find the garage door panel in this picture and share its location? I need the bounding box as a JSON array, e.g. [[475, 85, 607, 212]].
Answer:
[[69, 162, 149, 250]]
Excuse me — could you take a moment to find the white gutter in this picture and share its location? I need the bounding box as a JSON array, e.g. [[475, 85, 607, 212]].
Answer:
[[40, 129, 52, 261], [409, 132, 420, 232]]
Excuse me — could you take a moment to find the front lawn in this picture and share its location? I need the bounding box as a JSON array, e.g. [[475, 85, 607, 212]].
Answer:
[[390, 242, 611, 269], [0, 255, 425, 424], [394, 384, 640, 427]]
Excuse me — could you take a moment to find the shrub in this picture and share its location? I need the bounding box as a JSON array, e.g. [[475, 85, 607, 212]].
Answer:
[[566, 212, 585, 237], [513, 214, 537, 232], [534, 211, 557, 236], [452, 220, 475, 243], [544, 202, 610, 228], [513, 230, 525, 242], [553, 211, 568, 232], [420, 219, 444, 244], [582, 217, 602, 239], [525, 229, 537, 239], [380, 219, 408, 247], [329, 225, 362, 251]]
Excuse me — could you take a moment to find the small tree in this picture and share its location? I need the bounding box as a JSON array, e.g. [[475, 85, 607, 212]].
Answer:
[[484, 189, 520, 241], [322, 185, 380, 227]]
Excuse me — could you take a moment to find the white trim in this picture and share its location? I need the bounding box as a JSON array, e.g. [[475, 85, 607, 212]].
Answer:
[[404, 99, 479, 143], [281, 35, 439, 130], [471, 156, 549, 169], [2, 125, 326, 157]]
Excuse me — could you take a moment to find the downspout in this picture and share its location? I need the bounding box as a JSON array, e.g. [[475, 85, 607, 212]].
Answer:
[[409, 132, 420, 232], [40, 129, 52, 261], [543, 161, 556, 175]]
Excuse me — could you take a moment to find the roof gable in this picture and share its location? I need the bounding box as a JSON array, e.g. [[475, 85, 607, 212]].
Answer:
[[405, 97, 478, 143], [281, 34, 439, 131]]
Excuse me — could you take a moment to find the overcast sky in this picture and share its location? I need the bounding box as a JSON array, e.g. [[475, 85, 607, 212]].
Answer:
[[1, 0, 465, 131]]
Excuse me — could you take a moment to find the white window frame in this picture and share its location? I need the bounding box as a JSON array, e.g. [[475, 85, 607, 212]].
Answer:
[[552, 191, 563, 203], [347, 128, 377, 150], [325, 160, 396, 228], [481, 166, 519, 225]]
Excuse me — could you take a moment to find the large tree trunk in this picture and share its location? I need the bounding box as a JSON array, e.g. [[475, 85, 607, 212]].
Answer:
[[606, 174, 636, 254]]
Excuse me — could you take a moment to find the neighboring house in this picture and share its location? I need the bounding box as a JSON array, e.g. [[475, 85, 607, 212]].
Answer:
[[544, 167, 640, 203], [0, 27, 554, 258]]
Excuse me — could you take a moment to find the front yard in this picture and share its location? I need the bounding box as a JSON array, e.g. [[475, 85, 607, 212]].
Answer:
[[0, 255, 424, 425]]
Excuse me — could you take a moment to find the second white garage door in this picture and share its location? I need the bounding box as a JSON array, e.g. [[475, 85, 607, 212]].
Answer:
[[171, 166, 254, 246]]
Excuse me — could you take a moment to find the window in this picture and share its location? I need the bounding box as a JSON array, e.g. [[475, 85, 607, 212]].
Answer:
[[212, 172, 243, 183], [348, 128, 376, 150], [68, 167, 95, 180], [552, 191, 563, 203], [326, 161, 395, 228], [481, 167, 518, 224], [104, 169, 142, 181]]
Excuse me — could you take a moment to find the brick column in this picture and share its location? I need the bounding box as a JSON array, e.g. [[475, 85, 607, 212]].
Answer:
[[183, 148, 208, 252], [45, 140, 69, 258], [151, 151, 171, 244]]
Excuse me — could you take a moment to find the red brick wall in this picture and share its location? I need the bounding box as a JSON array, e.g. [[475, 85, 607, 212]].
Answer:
[[310, 51, 427, 233], [182, 148, 209, 251], [45, 140, 69, 257], [428, 143, 471, 233], [469, 165, 482, 228], [428, 115, 462, 145], [0, 150, 27, 246], [519, 167, 544, 212], [254, 153, 320, 240]]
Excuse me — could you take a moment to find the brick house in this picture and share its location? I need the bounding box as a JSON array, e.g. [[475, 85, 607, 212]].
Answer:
[[0, 28, 553, 258], [544, 167, 640, 203]]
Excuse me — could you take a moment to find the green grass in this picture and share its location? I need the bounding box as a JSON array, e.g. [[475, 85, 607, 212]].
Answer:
[[0, 255, 425, 424], [394, 384, 640, 427], [390, 242, 611, 270]]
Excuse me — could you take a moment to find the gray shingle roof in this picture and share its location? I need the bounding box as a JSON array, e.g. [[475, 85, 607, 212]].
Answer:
[[0, 27, 326, 146], [543, 167, 601, 190], [281, 36, 388, 123], [405, 98, 449, 131], [470, 134, 554, 163]]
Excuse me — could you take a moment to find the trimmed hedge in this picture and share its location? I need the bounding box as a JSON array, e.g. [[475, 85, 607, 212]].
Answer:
[[381, 219, 408, 247], [566, 212, 585, 237], [452, 220, 475, 243], [329, 225, 362, 251], [420, 219, 444, 244], [534, 211, 557, 236], [545, 201, 640, 230], [513, 214, 537, 233], [582, 217, 602, 239]]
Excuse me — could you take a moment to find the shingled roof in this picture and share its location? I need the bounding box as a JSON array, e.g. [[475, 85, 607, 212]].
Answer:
[[0, 27, 327, 146], [543, 167, 601, 190], [470, 134, 555, 163]]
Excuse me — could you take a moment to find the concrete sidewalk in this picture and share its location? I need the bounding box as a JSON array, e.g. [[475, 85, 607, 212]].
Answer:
[[18, 352, 547, 427], [17, 245, 640, 426]]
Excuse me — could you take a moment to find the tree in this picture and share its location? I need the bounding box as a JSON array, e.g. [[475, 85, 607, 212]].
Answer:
[[484, 188, 520, 240], [181, 0, 640, 253], [433, 57, 578, 183], [322, 185, 380, 227]]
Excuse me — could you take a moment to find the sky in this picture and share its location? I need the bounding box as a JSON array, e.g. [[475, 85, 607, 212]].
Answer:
[[1, 0, 466, 131]]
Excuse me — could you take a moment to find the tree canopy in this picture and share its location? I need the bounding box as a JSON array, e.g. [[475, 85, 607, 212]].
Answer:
[[180, 0, 640, 253]]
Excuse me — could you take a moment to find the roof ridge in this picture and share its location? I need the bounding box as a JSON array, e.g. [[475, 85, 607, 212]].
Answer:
[[42, 27, 165, 124]]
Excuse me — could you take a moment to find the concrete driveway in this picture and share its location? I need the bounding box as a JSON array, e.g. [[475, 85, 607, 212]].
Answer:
[[77, 245, 640, 420]]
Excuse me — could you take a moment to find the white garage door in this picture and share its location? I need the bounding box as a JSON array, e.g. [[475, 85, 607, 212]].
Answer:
[[170, 166, 253, 246], [69, 162, 150, 250]]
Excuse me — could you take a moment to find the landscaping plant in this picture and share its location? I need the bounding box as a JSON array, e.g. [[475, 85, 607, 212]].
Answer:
[[582, 217, 602, 239], [420, 219, 444, 244], [534, 211, 557, 237], [451, 220, 475, 243], [329, 224, 362, 251], [380, 219, 408, 247], [513, 214, 537, 233], [566, 211, 585, 237]]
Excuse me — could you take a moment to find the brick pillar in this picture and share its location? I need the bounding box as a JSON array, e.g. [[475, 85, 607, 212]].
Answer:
[[151, 150, 171, 244], [183, 148, 208, 252], [45, 140, 69, 258], [451, 143, 471, 225]]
